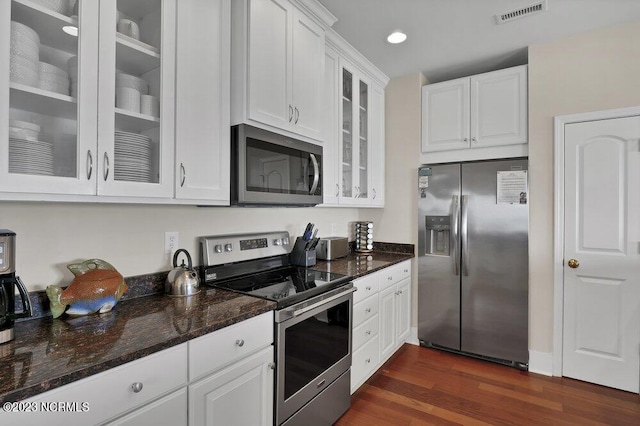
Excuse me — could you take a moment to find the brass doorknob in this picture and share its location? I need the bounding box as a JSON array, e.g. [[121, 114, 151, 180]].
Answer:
[[567, 259, 580, 269]]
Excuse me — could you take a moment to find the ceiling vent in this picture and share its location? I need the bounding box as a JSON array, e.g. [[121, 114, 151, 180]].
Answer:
[[495, 0, 548, 24]]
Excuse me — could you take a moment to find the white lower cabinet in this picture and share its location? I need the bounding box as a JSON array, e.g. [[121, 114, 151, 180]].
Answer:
[[350, 260, 412, 393], [105, 388, 188, 426], [1, 312, 275, 426], [189, 347, 273, 426], [188, 311, 274, 426]]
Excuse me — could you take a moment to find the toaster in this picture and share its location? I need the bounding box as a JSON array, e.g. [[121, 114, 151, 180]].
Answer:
[[316, 237, 349, 260]]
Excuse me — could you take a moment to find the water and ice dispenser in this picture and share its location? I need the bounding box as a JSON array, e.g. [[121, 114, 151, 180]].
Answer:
[[425, 216, 451, 256]]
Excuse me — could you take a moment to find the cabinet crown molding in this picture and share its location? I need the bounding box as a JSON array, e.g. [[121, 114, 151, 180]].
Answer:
[[291, 0, 337, 28], [326, 29, 389, 88]]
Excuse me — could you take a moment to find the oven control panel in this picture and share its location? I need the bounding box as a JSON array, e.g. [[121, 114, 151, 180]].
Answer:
[[200, 231, 291, 267]]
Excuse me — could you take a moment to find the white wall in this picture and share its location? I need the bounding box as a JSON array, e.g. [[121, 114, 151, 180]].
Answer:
[[1, 202, 358, 291], [528, 19, 640, 354], [360, 72, 426, 327]]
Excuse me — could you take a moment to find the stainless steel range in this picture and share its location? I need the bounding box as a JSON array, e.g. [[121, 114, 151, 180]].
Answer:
[[200, 231, 354, 426]]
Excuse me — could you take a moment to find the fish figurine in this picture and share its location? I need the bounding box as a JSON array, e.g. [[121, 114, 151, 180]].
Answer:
[[46, 259, 128, 319]]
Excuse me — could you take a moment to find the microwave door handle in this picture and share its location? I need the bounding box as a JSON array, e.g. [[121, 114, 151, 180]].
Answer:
[[309, 153, 319, 195]]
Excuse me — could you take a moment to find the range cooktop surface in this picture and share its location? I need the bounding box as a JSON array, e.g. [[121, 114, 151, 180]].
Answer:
[[210, 266, 352, 308]]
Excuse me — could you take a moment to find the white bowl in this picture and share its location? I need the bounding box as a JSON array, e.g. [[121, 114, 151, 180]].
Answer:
[[11, 21, 40, 45], [10, 119, 41, 132], [39, 79, 69, 95], [10, 34, 39, 63], [39, 61, 68, 78], [10, 57, 39, 86], [116, 72, 148, 94]]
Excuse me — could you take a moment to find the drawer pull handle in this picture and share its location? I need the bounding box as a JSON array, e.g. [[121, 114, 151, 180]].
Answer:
[[317, 379, 326, 388], [404, 269, 408, 273], [365, 358, 371, 364], [268, 362, 275, 370], [236, 339, 245, 347], [366, 286, 371, 290], [388, 276, 392, 281], [366, 330, 371, 335], [131, 382, 143, 393], [365, 308, 371, 313]]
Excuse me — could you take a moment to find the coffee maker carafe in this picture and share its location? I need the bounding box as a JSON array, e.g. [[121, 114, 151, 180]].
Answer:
[[0, 230, 33, 344]]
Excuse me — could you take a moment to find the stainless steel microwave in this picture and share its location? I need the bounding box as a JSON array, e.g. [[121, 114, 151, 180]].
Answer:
[[231, 124, 323, 206]]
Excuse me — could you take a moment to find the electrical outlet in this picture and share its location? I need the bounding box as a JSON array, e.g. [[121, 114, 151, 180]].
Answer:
[[165, 232, 179, 254]]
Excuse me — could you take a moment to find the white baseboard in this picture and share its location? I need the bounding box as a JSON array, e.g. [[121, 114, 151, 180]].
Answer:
[[406, 327, 419, 345], [528, 350, 553, 376]]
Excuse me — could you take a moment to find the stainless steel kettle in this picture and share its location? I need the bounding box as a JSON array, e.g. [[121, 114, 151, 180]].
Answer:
[[165, 249, 201, 296]]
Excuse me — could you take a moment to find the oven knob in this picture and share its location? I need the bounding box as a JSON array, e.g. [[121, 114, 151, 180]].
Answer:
[[224, 243, 233, 252], [214, 244, 223, 254], [283, 237, 290, 246], [273, 238, 282, 246]]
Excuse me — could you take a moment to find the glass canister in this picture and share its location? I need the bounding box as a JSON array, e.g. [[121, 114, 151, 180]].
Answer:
[[354, 221, 373, 253]]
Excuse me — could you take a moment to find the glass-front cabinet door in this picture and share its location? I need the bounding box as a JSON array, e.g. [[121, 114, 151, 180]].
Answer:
[[97, 0, 175, 198], [0, 0, 175, 199], [0, 0, 98, 195], [339, 59, 370, 205]]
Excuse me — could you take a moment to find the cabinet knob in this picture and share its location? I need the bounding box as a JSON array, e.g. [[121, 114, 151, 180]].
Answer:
[[387, 276, 392, 281], [365, 286, 371, 291], [366, 330, 371, 335], [268, 362, 275, 370], [365, 308, 371, 313], [236, 339, 245, 347], [463, 138, 468, 142], [471, 137, 477, 142], [365, 358, 371, 364], [131, 382, 143, 393]]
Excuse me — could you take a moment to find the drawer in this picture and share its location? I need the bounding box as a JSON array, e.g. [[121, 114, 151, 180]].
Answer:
[[17, 344, 188, 426], [379, 261, 411, 290], [353, 274, 379, 305], [353, 294, 379, 327], [189, 311, 273, 381], [352, 314, 378, 351], [351, 336, 380, 393]]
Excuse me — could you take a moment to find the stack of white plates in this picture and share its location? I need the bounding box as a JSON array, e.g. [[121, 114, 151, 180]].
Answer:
[[68, 56, 78, 98], [39, 61, 69, 95], [114, 130, 153, 182], [10, 21, 40, 86], [116, 72, 148, 94], [9, 138, 54, 176]]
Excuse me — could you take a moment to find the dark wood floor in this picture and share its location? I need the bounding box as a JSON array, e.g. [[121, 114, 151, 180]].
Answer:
[[336, 344, 640, 425]]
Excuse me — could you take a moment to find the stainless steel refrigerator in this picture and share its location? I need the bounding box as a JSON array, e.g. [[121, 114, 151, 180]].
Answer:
[[417, 159, 529, 367]]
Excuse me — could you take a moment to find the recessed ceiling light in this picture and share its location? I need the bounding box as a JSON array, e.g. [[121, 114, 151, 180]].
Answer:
[[387, 31, 407, 44]]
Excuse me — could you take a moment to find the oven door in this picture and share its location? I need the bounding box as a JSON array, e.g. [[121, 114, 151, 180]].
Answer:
[[232, 124, 323, 206], [275, 285, 355, 425]]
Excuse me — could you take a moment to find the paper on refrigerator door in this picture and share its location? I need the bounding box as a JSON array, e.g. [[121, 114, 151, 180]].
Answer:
[[496, 170, 528, 204]]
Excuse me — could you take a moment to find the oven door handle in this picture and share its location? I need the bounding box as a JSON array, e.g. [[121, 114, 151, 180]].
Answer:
[[292, 287, 356, 318]]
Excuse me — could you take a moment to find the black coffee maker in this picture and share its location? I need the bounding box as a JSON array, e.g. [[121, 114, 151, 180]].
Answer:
[[0, 230, 33, 344]]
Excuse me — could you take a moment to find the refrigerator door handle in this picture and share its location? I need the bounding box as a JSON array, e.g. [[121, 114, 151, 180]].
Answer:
[[452, 195, 460, 276], [461, 195, 470, 276]]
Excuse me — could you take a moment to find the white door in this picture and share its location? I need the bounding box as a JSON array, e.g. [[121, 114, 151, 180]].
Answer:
[[563, 116, 640, 393]]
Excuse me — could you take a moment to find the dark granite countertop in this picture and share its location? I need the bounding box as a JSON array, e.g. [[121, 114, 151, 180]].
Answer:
[[0, 288, 275, 404], [313, 250, 414, 278], [0, 243, 413, 405]]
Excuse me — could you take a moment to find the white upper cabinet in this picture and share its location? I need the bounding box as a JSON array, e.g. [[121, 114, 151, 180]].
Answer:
[[174, 0, 230, 205], [321, 29, 388, 208], [231, 0, 330, 143], [97, 0, 176, 199], [0, 0, 98, 196], [1, 0, 177, 200], [421, 65, 527, 162]]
